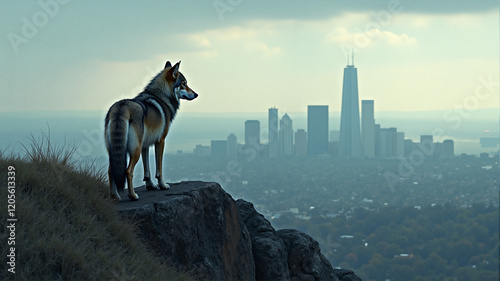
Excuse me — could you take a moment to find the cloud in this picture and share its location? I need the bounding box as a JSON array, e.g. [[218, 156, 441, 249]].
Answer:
[[368, 29, 417, 45], [245, 41, 282, 56], [195, 27, 258, 41], [209, 0, 497, 24], [189, 34, 212, 47], [183, 26, 282, 57], [326, 27, 416, 48]]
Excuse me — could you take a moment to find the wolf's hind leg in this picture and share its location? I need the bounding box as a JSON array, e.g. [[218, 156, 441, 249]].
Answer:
[[126, 147, 141, 201], [108, 167, 121, 202], [141, 147, 157, 190]]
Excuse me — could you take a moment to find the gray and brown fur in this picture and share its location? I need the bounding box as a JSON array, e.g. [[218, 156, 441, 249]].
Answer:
[[105, 61, 198, 201]]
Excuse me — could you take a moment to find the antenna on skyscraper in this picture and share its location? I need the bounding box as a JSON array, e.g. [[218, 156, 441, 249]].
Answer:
[[352, 48, 354, 66]]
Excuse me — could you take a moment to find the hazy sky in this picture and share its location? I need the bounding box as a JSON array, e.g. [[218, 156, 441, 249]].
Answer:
[[1, 1, 498, 114]]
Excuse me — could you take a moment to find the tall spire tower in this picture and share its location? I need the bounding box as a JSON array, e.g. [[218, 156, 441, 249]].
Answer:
[[338, 52, 363, 157]]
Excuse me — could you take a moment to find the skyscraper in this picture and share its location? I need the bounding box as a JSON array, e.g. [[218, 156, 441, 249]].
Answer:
[[279, 113, 293, 156], [431, 139, 454, 159], [227, 133, 237, 159], [268, 107, 279, 157], [374, 124, 380, 158], [307, 105, 328, 155], [395, 132, 404, 158], [378, 128, 392, 159], [442, 139, 454, 158], [338, 59, 362, 157], [211, 140, 227, 158], [361, 100, 375, 158], [245, 120, 260, 146], [420, 135, 433, 144], [295, 129, 307, 156], [420, 134, 435, 158]]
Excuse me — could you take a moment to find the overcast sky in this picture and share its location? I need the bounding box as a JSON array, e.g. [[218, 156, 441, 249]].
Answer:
[[1, 1, 498, 114]]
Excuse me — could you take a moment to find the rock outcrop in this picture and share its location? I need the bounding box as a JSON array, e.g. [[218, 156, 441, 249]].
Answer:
[[237, 199, 362, 281], [117, 181, 361, 281], [236, 199, 290, 281], [117, 182, 254, 281]]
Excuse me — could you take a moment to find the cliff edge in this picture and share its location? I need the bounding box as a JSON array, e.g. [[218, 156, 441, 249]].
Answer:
[[116, 181, 361, 281]]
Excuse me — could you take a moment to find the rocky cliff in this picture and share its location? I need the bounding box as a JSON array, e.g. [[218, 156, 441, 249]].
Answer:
[[116, 181, 361, 281]]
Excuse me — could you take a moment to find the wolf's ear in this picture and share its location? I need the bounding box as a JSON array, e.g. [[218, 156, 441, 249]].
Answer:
[[165, 61, 172, 69], [171, 61, 181, 77]]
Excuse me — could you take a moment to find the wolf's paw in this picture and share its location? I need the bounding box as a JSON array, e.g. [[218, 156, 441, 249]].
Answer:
[[145, 183, 158, 191], [159, 183, 170, 190], [128, 194, 139, 201], [144, 177, 157, 190], [110, 194, 121, 203]]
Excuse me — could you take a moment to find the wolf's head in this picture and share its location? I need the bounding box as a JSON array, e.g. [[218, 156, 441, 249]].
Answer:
[[146, 60, 198, 101], [164, 61, 198, 101]]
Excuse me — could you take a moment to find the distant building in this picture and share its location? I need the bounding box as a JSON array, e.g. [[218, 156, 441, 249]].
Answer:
[[480, 137, 500, 148], [295, 129, 307, 157], [307, 105, 329, 155], [268, 107, 279, 157], [395, 132, 404, 158], [211, 140, 227, 158], [376, 127, 402, 158], [442, 139, 454, 159], [404, 139, 416, 157], [378, 128, 392, 159], [259, 144, 269, 158], [328, 141, 339, 157], [338, 59, 362, 158], [245, 120, 260, 146], [194, 144, 210, 157], [420, 135, 433, 144], [388, 128, 397, 157], [480, 152, 490, 159], [420, 135, 435, 158], [227, 133, 237, 159], [279, 113, 293, 156], [361, 100, 375, 158], [330, 130, 340, 142], [328, 130, 340, 156]]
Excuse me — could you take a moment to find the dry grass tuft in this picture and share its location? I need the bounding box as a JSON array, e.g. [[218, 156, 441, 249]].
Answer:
[[0, 133, 194, 281]]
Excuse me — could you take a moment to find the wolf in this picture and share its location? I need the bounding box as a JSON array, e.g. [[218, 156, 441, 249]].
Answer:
[[105, 61, 198, 201]]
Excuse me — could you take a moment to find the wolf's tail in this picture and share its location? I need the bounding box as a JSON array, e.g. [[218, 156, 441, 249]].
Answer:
[[105, 107, 129, 192]]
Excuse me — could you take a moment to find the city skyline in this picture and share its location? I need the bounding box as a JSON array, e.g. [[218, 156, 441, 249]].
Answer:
[[190, 59, 490, 158], [195, 105, 456, 160]]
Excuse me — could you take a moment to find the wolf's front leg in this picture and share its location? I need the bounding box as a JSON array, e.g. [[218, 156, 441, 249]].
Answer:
[[142, 147, 157, 190], [155, 139, 170, 190], [157, 177, 170, 190]]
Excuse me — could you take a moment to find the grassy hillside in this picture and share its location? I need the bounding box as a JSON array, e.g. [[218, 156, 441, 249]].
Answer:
[[0, 135, 194, 281]]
